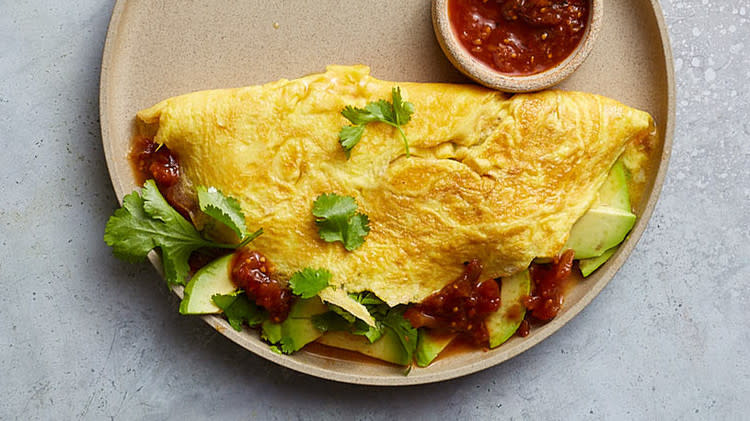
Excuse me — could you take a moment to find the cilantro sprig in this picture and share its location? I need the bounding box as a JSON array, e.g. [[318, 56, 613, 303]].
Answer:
[[312, 193, 370, 251], [104, 180, 261, 285], [339, 87, 415, 158], [211, 291, 265, 331]]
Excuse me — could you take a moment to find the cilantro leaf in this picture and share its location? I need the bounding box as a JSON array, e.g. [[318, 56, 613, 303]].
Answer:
[[391, 87, 414, 126], [337, 86, 415, 158], [289, 268, 331, 298], [196, 185, 263, 248], [341, 105, 378, 125], [104, 180, 214, 285], [344, 213, 370, 251], [197, 186, 247, 238], [312, 193, 358, 219], [382, 306, 418, 362], [312, 193, 370, 251], [211, 292, 265, 331], [103, 191, 161, 262], [339, 125, 366, 157], [365, 100, 395, 122]]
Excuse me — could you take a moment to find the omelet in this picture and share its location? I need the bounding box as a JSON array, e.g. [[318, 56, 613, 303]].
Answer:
[[137, 65, 655, 307]]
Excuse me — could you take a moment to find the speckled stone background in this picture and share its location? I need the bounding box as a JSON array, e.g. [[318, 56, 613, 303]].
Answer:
[[0, 1, 747, 419]]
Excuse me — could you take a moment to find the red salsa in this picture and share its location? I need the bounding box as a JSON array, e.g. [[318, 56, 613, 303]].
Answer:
[[231, 250, 293, 323], [404, 259, 501, 345], [523, 249, 575, 320], [448, 0, 590, 75]]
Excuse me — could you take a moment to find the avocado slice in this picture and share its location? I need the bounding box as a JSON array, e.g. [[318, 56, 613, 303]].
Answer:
[[564, 206, 636, 259], [261, 297, 329, 353], [486, 270, 531, 348], [579, 246, 617, 277], [316, 327, 410, 365], [179, 254, 235, 315], [415, 330, 456, 367], [593, 160, 631, 211], [575, 160, 633, 275]]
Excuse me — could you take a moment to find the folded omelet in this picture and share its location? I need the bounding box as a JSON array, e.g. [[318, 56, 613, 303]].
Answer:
[[137, 65, 655, 307]]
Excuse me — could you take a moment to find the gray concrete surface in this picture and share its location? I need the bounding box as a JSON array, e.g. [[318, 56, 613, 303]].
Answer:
[[1, 1, 748, 419]]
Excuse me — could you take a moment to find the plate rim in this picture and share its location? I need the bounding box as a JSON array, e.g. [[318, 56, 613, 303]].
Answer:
[[99, 0, 675, 386]]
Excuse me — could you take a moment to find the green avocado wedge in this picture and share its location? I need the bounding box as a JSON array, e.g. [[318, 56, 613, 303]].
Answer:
[[261, 297, 329, 353], [486, 270, 531, 348], [564, 206, 636, 259], [415, 330, 457, 367], [573, 159, 635, 274], [317, 327, 410, 366], [579, 246, 618, 277], [593, 160, 631, 211], [179, 254, 235, 315]]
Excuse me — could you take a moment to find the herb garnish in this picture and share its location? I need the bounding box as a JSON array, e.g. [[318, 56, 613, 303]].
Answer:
[[104, 180, 262, 285], [211, 291, 265, 331], [381, 306, 418, 363], [289, 268, 332, 298], [196, 186, 247, 239], [338, 87, 415, 158], [312, 193, 370, 251]]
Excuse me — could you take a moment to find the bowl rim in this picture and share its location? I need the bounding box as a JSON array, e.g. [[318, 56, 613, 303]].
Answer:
[[432, 0, 604, 93], [99, 0, 676, 386]]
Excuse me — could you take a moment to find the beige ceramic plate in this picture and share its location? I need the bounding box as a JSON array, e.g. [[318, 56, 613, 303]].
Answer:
[[100, 0, 674, 385]]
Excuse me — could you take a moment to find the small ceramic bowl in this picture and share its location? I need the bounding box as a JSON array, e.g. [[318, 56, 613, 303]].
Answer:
[[432, 0, 603, 93]]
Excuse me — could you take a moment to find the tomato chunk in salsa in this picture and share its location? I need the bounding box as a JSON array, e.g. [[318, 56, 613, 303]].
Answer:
[[523, 249, 575, 321], [404, 259, 501, 345], [448, 0, 590, 75], [232, 250, 293, 323]]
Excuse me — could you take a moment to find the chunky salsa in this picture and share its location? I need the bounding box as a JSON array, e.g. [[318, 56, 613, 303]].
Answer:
[[404, 259, 501, 345], [525, 249, 575, 320], [231, 249, 293, 323], [448, 0, 590, 75]]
